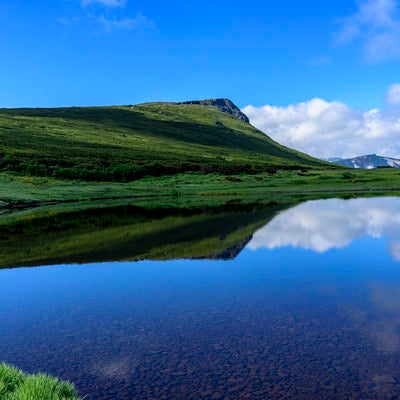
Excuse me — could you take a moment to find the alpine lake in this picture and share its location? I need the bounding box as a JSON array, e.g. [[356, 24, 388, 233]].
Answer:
[[2, 195, 400, 399]]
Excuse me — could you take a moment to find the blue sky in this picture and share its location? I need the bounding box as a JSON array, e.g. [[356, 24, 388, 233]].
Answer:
[[2, 0, 400, 157]]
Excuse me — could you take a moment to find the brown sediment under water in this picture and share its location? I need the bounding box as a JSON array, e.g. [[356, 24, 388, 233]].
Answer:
[[1, 197, 400, 399]]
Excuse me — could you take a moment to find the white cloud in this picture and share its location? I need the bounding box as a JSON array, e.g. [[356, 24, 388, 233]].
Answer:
[[335, 0, 400, 62], [242, 87, 400, 159], [247, 197, 400, 261], [386, 83, 400, 104], [98, 13, 155, 32], [389, 241, 400, 260], [82, 0, 127, 7], [60, 2, 155, 34]]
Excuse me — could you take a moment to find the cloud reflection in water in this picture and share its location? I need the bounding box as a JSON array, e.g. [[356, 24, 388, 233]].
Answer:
[[248, 197, 400, 260]]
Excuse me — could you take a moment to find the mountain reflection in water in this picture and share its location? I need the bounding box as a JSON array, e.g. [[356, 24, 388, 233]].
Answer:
[[0, 202, 286, 268]]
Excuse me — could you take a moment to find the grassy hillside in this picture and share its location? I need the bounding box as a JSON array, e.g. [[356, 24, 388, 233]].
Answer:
[[0, 100, 329, 181]]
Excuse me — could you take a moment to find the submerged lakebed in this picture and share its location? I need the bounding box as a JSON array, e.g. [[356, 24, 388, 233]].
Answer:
[[1, 197, 400, 399]]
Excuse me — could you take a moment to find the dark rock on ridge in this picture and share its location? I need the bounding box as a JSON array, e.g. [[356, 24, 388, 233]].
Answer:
[[194, 235, 253, 260], [178, 98, 250, 123]]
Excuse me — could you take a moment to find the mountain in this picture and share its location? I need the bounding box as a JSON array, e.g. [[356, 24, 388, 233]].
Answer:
[[0, 99, 330, 182], [332, 154, 400, 169]]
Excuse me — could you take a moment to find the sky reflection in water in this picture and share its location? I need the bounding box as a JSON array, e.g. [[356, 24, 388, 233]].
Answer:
[[1, 197, 400, 399], [248, 196, 400, 260]]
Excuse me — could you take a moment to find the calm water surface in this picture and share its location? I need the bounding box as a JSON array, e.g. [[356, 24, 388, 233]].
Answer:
[[1, 197, 400, 399]]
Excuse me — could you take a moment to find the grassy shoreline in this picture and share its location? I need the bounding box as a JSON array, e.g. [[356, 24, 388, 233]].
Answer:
[[2, 168, 400, 210]]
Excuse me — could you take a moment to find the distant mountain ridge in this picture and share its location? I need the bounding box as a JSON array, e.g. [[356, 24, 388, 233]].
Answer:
[[331, 154, 400, 169]]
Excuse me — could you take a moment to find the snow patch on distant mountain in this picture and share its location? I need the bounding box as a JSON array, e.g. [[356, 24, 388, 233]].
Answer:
[[329, 154, 400, 169]]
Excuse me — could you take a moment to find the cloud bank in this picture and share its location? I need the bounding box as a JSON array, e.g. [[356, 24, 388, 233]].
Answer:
[[243, 85, 400, 159], [335, 0, 400, 62]]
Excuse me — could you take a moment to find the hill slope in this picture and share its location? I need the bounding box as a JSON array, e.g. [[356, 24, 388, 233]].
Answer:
[[0, 99, 328, 181]]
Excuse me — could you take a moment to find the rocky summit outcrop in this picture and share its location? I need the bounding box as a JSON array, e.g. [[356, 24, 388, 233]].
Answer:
[[178, 98, 250, 123], [195, 235, 253, 260]]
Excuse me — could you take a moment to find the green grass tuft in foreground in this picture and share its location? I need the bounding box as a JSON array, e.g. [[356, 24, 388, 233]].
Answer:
[[0, 363, 81, 400]]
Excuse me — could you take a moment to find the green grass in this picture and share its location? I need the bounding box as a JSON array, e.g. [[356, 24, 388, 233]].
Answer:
[[0, 363, 81, 400], [0, 102, 330, 181], [1, 168, 400, 210]]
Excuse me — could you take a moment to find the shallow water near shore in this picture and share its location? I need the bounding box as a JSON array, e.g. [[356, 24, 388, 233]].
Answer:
[[1, 196, 400, 399]]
